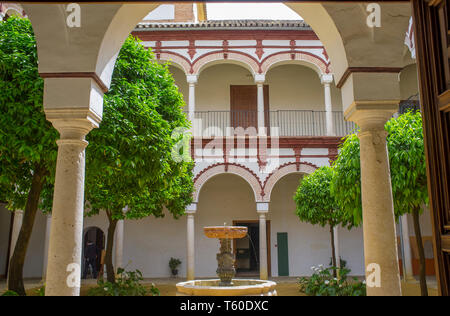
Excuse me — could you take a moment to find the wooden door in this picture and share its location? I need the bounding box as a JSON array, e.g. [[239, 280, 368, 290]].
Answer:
[[412, 0, 450, 295], [230, 85, 269, 130]]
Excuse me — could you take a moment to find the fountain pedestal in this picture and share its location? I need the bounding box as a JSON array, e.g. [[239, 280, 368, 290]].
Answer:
[[217, 238, 235, 286]]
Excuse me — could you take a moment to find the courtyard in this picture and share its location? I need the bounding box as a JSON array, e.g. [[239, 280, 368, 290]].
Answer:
[[0, 1, 448, 298]]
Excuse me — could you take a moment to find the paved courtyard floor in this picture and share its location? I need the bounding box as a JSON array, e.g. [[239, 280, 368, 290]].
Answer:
[[0, 276, 439, 296]]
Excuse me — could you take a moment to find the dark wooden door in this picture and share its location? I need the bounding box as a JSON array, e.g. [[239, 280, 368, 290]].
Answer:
[[230, 85, 269, 130], [412, 0, 450, 296]]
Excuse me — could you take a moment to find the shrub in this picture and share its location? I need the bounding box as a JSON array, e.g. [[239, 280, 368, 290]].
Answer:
[[87, 269, 159, 296], [35, 285, 45, 296], [1, 290, 19, 296], [299, 265, 366, 296]]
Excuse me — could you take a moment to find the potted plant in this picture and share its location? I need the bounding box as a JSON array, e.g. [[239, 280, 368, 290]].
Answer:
[[169, 257, 182, 277]]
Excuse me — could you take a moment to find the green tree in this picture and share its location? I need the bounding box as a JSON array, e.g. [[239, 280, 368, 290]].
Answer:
[[84, 36, 194, 283], [331, 111, 429, 295], [0, 17, 57, 295], [294, 166, 353, 274]]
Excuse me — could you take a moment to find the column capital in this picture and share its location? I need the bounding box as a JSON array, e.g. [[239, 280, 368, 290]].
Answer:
[[187, 75, 198, 84], [45, 108, 101, 142], [14, 210, 24, 216], [321, 73, 334, 85], [254, 74, 266, 85], [256, 202, 269, 213], [186, 203, 197, 214], [344, 101, 398, 132]]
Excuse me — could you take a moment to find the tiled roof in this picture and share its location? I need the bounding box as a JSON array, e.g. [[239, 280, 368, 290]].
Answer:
[[135, 20, 311, 31]]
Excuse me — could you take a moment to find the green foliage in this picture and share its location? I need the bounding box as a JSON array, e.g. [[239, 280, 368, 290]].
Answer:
[[294, 166, 353, 229], [85, 35, 194, 221], [331, 111, 428, 225], [330, 134, 363, 225], [87, 269, 158, 296], [1, 290, 19, 296], [0, 17, 57, 212], [299, 265, 366, 296], [169, 257, 182, 270], [386, 111, 428, 216], [35, 285, 45, 297]]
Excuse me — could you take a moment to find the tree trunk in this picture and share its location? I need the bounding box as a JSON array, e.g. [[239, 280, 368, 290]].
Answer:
[[8, 166, 47, 295], [412, 206, 428, 296], [330, 225, 337, 277], [105, 212, 118, 283]]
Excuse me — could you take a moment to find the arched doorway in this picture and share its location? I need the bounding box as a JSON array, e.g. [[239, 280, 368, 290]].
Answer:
[[196, 173, 263, 277], [82, 227, 105, 279]]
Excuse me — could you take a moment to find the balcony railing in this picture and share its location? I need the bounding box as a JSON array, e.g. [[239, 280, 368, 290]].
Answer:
[[191, 110, 356, 137]]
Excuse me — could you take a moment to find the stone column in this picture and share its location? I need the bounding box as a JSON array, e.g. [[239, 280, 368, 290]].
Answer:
[[42, 214, 52, 281], [321, 74, 335, 136], [400, 214, 415, 282], [257, 202, 269, 280], [187, 75, 198, 124], [186, 203, 197, 280], [44, 107, 100, 296], [345, 101, 401, 296], [114, 219, 124, 273], [255, 74, 266, 135]]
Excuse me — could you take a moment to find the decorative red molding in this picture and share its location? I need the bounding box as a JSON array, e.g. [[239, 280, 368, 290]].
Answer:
[[193, 162, 263, 191], [133, 30, 320, 42], [261, 161, 319, 192], [255, 39, 264, 60], [188, 39, 196, 59], [259, 50, 329, 74], [191, 136, 344, 150]]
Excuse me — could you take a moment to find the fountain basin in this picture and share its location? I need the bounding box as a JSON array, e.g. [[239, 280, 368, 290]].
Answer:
[[176, 279, 277, 296], [204, 226, 248, 239]]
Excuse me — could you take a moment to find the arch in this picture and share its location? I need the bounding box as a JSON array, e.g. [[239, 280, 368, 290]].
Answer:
[[82, 226, 105, 279], [193, 163, 263, 203], [192, 51, 259, 76], [2, 3, 24, 18], [262, 162, 317, 202], [284, 3, 348, 81], [158, 52, 191, 75], [261, 51, 329, 78]]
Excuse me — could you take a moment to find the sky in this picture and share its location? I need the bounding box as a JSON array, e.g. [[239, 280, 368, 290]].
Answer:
[[206, 3, 303, 20]]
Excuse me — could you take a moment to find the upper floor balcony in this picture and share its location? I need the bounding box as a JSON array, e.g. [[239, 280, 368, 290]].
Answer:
[[192, 109, 355, 137]]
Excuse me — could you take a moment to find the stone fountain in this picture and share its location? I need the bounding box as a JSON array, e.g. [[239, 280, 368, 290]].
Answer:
[[176, 225, 277, 296]]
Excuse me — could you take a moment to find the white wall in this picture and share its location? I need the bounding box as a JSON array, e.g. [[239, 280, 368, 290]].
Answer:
[[269, 173, 365, 277], [0, 206, 48, 279], [266, 64, 342, 111]]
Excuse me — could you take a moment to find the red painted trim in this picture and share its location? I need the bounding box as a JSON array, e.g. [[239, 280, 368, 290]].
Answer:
[[159, 50, 193, 65], [133, 30, 320, 42], [260, 50, 329, 70], [147, 45, 325, 50], [191, 49, 260, 71], [193, 162, 263, 192], [261, 161, 319, 191], [190, 136, 343, 150]]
